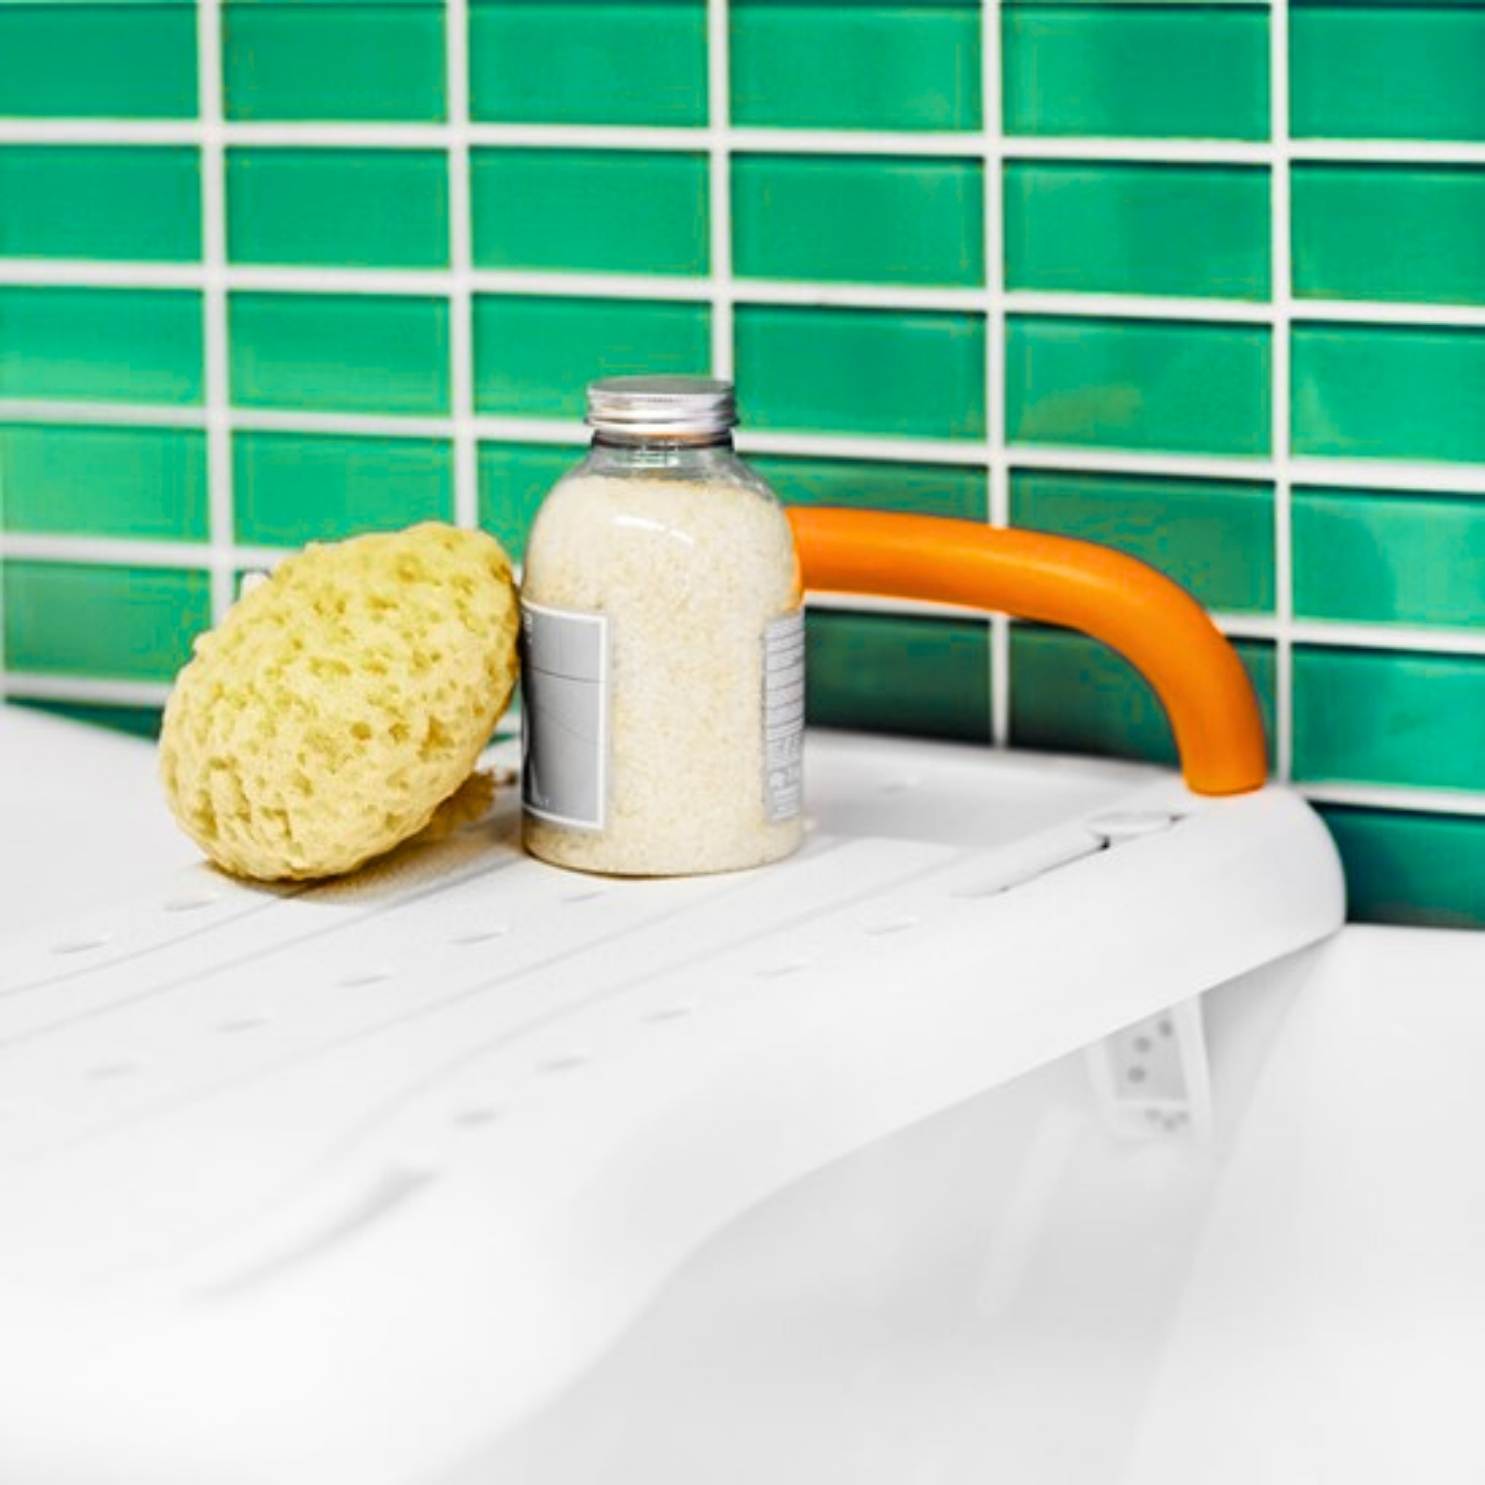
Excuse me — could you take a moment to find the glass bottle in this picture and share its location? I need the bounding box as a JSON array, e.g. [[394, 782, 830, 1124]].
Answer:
[[520, 376, 804, 876]]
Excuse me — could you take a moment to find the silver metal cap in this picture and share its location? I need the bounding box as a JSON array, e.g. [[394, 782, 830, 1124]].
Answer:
[[586, 375, 737, 439]]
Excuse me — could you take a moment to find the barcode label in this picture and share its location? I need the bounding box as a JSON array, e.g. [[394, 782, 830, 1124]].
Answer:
[[763, 610, 805, 822]]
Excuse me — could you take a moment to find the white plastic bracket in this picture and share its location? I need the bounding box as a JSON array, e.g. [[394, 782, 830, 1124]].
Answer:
[[1086, 996, 1213, 1139]]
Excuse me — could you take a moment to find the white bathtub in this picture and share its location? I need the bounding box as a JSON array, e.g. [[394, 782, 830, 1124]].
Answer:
[[456, 925, 1485, 1485], [2, 705, 1481, 1484]]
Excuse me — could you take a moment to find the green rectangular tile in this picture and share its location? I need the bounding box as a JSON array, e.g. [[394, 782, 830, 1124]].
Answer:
[[1006, 315, 1271, 456], [733, 154, 984, 287], [1294, 647, 1485, 793], [1291, 4, 1485, 141], [233, 431, 453, 546], [1010, 468, 1274, 613], [0, 287, 204, 405], [750, 455, 988, 521], [228, 292, 450, 415], [470, 1, 707, 126], [227, 149, 449, 268], [1293, 487, 1485, 631], [477, 442, 575, 561], [472, 296, 710, 419], [806, 610, 991, 743], [1292, 324, 1485, 464], [1004, 161, 1270, 300], [1, 423, 207, 542], [11, 698, 164, 743], [732, 1, 981, 131], [471, 150, 709, 277], [1319, 806, 1485, 931], [0, 4, 196, 118], [1292, 165, 1485, 305], [1010, 626, 1276, 769], [1003, 5, 1269, 140], [2, 561, 210, 682], [224, 2, 445, 121], [0, 147, 200, 263], [736, 306, 986, 440]]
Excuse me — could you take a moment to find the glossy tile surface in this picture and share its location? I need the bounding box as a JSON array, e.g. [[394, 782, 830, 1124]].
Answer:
[[734, 154, 984, 286], [227, 149, 449, 268], [0, 4, 196, 118], [1005, 162, 1269, 300], [2, 561, 211, 681], [1292, 324, 1485, 464], [0, 147, 201, 263], [1293, 486, 1485, 630], [732, 0, 981, 131], [0, 287, 203, 405], [1003, 4, 1269, 139], [1, 424, 208, 542], [737, 306, 987, 438], [1290, 3, 1485, 141], [228, 292, 450, 414], [472, 150, 709, 277], [1007, 316, 1271, 456], [224, 1, 445, 121], [1319, 806, 1485, 930], [473, 296, 711, 418], [1292, 164, 1485, 305], [470, 1, 707, 125], [806, 611, 992, 743], [233, 432, 453, 546]]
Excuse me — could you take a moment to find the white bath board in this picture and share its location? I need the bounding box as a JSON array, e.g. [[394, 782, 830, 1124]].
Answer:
[[0, 730, 1343, 1483]]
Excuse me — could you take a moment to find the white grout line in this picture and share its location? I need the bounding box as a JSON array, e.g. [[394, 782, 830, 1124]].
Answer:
[[707, 0, 734, 383], [197, 0, 235, 624], [9, 117, 1485, 166], [11, 259, 1485, 333], [445, 0, 478, 531], [985, 0, 1010, 748], [1298, 783, 1485, 822], [1270, 0, 1294, 781]]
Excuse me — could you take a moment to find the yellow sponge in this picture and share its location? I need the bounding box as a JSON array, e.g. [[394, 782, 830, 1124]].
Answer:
[[160, 523, 520, 881]]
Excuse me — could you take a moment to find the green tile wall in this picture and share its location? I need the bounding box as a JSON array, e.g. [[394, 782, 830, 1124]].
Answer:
[[1, 424, 208, 542], [733, 155, 984, 287], [472, 150, 710, 277], [1004, 162, 1270, 301], [0, 147, 201, 263], [732, 0, 981, 131], [471, 1, 707, 126], [227, 149, 449, 268], [224, 2, 446, 121], [2, 0, 1483, 928], [737, 306, 986, 439], [1002, 4, 1269, 140], [233, 432, 453, 546], [806, 611, 992, 744], [1006, 316, 1271, 456], [3, 561, 211, 681]]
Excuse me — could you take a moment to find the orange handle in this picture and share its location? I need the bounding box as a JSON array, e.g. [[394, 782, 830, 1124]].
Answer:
[[789, 507, 1266, 797]]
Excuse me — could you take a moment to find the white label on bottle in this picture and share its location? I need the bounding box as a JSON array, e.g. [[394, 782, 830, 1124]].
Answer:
[[763, 610, 805, 822], [521, 600, 609, 830]]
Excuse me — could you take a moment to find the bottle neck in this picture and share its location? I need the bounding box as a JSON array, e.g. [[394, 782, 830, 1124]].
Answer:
[[587, 431, 738, 476]]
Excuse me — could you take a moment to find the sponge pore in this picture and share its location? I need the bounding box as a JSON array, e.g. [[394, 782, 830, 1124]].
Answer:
[[159, 523, 520, 881]]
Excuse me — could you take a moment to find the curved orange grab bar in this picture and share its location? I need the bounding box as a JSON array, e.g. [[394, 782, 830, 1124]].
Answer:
[[789, 507, 1267, 797]]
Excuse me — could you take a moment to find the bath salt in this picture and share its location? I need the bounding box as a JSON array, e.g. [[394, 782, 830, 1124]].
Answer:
[[520, 378, 804, 877]]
